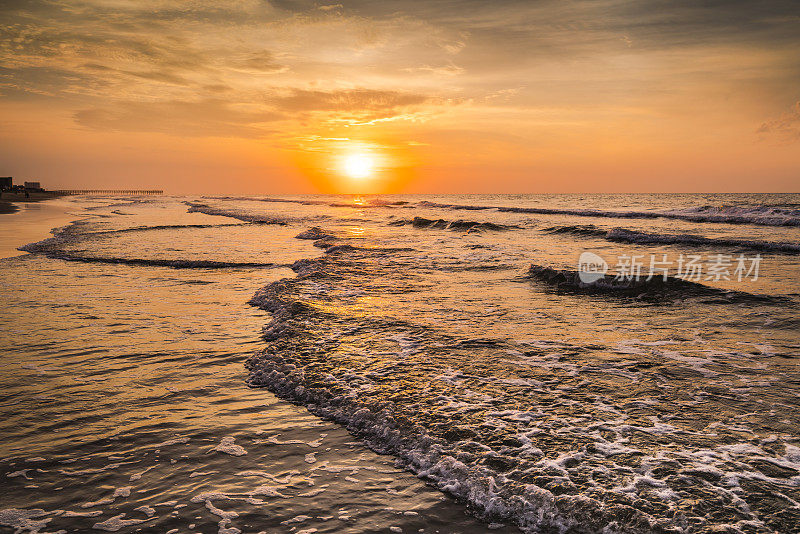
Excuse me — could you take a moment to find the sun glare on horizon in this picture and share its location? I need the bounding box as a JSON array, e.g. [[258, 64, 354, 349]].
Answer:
[[343, 153, 374, 180]]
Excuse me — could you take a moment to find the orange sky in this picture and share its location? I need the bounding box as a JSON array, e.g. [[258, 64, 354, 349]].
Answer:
[[1, 0, 798, 193]]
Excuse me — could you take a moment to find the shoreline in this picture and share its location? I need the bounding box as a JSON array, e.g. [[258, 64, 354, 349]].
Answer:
[[0, 191, 70, 214], [0, 201, 17, 214], [0, 197, 81, 260]]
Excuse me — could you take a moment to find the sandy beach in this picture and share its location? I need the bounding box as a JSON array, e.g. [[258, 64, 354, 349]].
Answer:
[[0, 197, 79, 259], [0, 191, 68, 213]]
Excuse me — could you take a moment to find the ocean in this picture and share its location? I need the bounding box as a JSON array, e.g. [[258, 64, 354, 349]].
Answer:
[[1, 194, 799, 534]]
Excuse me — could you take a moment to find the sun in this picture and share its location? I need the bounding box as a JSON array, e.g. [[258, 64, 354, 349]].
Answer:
[[343, 153, 374, 179]]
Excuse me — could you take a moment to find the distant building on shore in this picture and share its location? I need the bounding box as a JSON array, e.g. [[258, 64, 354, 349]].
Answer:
[[24, 181, 42, 191], [0, 177, 11, 190]]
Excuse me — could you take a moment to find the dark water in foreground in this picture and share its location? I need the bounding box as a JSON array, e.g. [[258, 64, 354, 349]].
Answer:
[[1, 194, 799, 533]]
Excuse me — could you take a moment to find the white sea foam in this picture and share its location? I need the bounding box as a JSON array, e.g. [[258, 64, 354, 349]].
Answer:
[[185, 202, 289, 225], [0, 509, 52, 533], [212, 437, 247, 456], [243, 232, 800, 533], [92, 513, 154, 531], [420, 200, 800, 226]]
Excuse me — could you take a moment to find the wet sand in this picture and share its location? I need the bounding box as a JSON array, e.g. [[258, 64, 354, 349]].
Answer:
[[1, 191, 70, 213], [0, 198, 80, 259]]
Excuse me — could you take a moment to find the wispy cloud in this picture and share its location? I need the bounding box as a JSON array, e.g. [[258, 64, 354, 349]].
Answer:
[[74, 99, 284, 137], [758, 102, 800, 142], [268, 88, 430, 112]]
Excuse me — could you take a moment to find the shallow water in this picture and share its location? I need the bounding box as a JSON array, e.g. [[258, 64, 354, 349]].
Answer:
[[0, 199, 77, 259], [1, 194, 799, 533]]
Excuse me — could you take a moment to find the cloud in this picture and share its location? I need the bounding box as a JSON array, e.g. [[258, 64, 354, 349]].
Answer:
[[402, 64, 464, 77], [122, 69, 192, 85], [268, 88, 430, 112], [0, 65, 105, 98], [265, 88, 447, 127], [758, 102, 800, 142], [2, 0, 799, 154], [235, 51, 287, 73], [74, 99, 284, 137]]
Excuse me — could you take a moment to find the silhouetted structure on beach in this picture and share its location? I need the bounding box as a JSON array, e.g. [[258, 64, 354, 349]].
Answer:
[[54, 189, 163, 195], [2, 177, 46, 193], [1, 179, 163, 199]]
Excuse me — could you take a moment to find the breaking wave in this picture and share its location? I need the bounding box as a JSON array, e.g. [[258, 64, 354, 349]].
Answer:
[[18, 220, 281, 269], [606, 228, 800, 254], [295, 226, 334, 240], [542, 225, 800, 254], [542, 224, 608, 237], [185, 202, 289, 224], [526, 264, 784, 303], [84, 199, 155, 211], [244, 248, 627, 533], [419, 201, 800, 227], [205, 196, 411, 209], [244, 243, 800, 533], [389, 216, 518, 232], [84, 223, 253, 237]]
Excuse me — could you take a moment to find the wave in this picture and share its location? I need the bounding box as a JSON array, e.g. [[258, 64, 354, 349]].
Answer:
[[606, 228, 800, 254], [22, 251, 281, 269], [193, 197, 800, 226], [244, 247, 682, 533], [389, 216, 518, 232], [84, 223, 253, 237], [247, 251, 590, 532], [243, 237, 799, 533], [419, 201, 800, 227], [542, 224, 607, 237], [526, 264, 784, 303], [205, 196, 411, 209], [418, 200, 492, 211], [676, 203, 800, 218], [329, 199, 410, 208], [185, 202, 288, 224], [541, 225, 800, 254], [84, 199, 155, 211], [17, 231, 82, 255], [245, 344, 655, 533], [316, 242, 415, 255], [19, 221, 280, 269], [203, 196, 327, 206], [295, 226, 334, 240], [18, 221, 250, 252]]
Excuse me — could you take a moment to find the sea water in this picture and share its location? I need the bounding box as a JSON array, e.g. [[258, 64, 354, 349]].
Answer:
[[1, 194, 799, 533]]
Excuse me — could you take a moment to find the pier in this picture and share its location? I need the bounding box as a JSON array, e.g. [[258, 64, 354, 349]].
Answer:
[[53, 189, 164, 195]]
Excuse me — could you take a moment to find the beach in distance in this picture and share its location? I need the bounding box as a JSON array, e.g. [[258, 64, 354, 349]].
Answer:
[[1, 193, 799, 533], [0, 191, 69, 214]]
